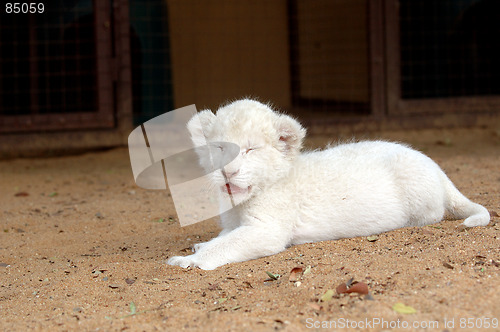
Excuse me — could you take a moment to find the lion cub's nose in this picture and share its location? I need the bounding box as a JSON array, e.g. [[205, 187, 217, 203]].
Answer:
[[222, 169, 239, 180]]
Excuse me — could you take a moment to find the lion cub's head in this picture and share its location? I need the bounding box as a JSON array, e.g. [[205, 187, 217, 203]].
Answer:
[[187, 99, 306, 204]]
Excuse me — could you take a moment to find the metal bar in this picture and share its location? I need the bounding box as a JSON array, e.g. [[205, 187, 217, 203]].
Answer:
[[0, 112, 115, 133], [384, 0, 401, 115], [93, 0, 115, 125], [368, 0, 386, 119], [112, 0, 133, 135]]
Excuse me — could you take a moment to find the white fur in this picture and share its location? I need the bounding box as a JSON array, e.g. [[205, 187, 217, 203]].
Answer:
[[167, 99, 490, 270]]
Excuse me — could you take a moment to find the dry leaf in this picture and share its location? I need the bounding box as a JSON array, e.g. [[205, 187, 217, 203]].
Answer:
[[442, 262, 454, 269], [348, 282, 369, 295], [336, 283, 348, 294], [14, 192, 29, 197], [265, 271, 280, 280], [392, 302, 417, 314], [320, 289, 335, 302], [129, 302, 136, 315], [243, 281, 253, 288], [289, 267, 304, 282], [367, 235, 379, 242], [125, 278, 136, 285], [336, 281, 369, 295]]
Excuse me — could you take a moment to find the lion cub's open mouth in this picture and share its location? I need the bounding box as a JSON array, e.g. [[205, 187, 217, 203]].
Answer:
[[221, 183, 251, 195]]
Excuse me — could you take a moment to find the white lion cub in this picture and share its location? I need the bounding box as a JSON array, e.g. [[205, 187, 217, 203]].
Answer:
[[167, 99, 490, 270]]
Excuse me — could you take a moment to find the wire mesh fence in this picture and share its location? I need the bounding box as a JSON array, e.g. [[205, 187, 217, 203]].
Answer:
[[400, 0, 500, 99], [0, 0, 98, 116], [289, 0, 370, 116]]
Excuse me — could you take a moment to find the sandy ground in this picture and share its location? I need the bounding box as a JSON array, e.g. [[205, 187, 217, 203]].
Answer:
[[0, 127, 499, 331]]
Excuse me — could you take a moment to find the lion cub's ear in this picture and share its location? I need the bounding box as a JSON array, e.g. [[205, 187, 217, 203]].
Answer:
[[187, 110, 216, 146], [274, 114, 306, 156]]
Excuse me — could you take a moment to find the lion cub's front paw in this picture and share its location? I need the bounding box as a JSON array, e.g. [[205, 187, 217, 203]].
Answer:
[[167, 254, 218, 270], [167, 255, 194, 268]]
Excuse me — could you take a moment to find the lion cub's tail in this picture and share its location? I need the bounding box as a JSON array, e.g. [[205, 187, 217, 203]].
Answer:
[[442, 173, 490, 227]]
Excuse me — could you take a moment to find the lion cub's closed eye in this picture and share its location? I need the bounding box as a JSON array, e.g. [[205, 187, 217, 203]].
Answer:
[[167, 99, 490, 270]]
